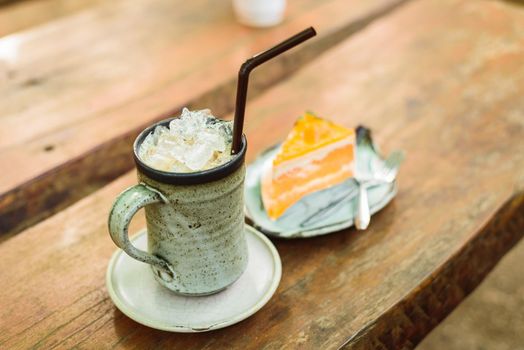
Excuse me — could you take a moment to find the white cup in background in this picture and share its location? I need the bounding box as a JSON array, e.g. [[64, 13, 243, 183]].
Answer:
[[233, 0, 287, 28]]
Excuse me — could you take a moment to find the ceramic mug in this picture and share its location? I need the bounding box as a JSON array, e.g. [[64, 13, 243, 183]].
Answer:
[[108, 118, 248, 296]]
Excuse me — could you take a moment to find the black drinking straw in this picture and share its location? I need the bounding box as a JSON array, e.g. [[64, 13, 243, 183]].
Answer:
[[231, 27, 317, 154]]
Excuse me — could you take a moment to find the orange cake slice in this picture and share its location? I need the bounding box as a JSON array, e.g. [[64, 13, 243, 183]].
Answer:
[[261, 112, 356, 220]]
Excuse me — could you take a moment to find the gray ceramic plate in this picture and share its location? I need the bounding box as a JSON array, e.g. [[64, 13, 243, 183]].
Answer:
[[245, 129, 398, 239], [106, 225, 281, 332]]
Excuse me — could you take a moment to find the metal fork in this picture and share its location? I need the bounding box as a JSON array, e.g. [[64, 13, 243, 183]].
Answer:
[[354, 151, 404, 230]]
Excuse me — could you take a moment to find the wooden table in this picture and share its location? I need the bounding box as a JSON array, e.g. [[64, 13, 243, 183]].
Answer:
[[0, 0, 405, 236], [1, 0, 523, 348]]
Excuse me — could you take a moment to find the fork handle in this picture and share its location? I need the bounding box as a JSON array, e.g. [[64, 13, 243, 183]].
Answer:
[[355, 183, 370, 230]]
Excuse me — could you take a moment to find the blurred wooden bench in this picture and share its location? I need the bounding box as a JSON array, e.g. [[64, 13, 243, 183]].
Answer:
[[0, 0, 406, 236], [1, 0, 522, 348], [0, 0, 104, 36]]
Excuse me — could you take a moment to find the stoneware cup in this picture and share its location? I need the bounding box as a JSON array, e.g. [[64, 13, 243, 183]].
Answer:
[[108, 118, 248, 296]]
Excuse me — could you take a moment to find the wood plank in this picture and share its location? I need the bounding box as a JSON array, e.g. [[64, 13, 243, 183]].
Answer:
[[1, 0, 524, 348], [0, 0, 407, 236], [0, 0, 103, 37]]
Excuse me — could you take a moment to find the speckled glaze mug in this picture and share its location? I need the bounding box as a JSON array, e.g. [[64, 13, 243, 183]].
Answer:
[[108, 119, 248, 296]]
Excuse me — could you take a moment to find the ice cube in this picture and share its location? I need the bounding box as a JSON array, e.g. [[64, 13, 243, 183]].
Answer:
[[147, 153, 175, 172], [199, 131, 225, 152], [139, 108, 233, 172], [184, 143, 215, 171]]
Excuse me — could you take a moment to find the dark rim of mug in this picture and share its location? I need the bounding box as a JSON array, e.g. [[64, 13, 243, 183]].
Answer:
[[133, 118, 247, 185]]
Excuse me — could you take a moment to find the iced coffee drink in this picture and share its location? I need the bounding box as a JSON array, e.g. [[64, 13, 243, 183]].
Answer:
[[138, 108, 233, 172]]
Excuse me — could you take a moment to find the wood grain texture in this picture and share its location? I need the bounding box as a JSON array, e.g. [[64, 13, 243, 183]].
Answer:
[[1, 0, 524, 348], [0, 0, 407, 236], [0, 0, 104, 37]]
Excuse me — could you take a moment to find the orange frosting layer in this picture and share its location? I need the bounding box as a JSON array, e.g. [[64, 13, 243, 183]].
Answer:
[[273, 112, 355, 166]]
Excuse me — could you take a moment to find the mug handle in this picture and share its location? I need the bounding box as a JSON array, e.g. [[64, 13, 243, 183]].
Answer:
[[108, 183, 176, 280]]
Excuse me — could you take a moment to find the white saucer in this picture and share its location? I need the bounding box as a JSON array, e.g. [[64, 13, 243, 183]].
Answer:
[[106, 225, 281, 332]]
